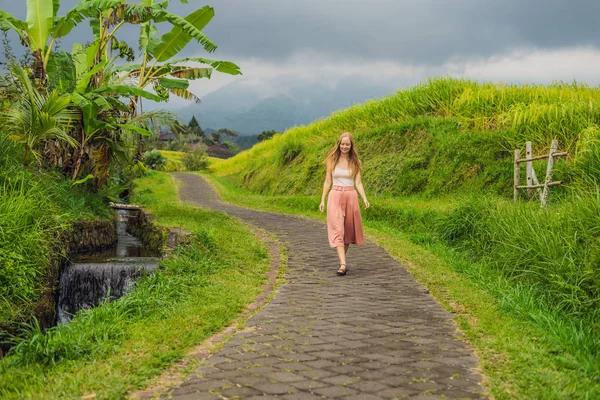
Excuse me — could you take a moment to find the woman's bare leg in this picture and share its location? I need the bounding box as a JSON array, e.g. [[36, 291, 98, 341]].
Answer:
[[336, 246, 347, 272]]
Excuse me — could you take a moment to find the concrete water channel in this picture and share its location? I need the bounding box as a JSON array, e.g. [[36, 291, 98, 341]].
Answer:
[[56, 208, 161, 324]]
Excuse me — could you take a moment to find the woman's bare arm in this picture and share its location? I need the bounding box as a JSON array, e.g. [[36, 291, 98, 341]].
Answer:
[[355, 171, 370, 209], [319, 166, 332, 212]]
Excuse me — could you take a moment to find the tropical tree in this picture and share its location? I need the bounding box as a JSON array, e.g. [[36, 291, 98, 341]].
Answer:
[[2, 62, 78, 164], [211, 131, 221, 144], [217, 128, 237, 139], [257, 129, 277, 142]]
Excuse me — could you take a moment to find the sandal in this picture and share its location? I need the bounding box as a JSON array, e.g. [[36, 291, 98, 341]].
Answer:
[[337, 263, 348, 276]]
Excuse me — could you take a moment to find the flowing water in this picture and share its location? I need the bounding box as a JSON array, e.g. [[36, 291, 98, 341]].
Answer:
[[56, 209, 161, 324]]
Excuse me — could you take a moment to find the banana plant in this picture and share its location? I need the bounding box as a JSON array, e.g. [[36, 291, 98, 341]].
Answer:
[[111, 1, 241, 159], [121, 3, 241, 107], [0, 0, 219, 84], [67, 43, 167, 183], [0, 0, 125, 82]]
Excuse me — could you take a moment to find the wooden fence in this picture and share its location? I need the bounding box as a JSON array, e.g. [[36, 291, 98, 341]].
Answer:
[[514, 140, 568, 208]]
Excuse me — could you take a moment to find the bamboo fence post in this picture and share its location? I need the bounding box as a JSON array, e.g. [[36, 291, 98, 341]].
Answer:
[[526, 141, 533, 197], [514, 149, 520, 202], [530, 162, 542, 199], [541, 139, 559, 208]]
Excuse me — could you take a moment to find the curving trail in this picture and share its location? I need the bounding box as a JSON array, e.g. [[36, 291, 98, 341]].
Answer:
[[164, 173, 484, 399]]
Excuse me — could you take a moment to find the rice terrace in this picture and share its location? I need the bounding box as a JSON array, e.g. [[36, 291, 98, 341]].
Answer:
[[1, 1, 600, 399]]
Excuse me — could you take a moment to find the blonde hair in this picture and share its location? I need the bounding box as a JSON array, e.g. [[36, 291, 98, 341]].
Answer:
[[326, 132, 361, 178]]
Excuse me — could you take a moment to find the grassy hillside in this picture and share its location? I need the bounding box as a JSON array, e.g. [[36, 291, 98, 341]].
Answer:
[[209, 78, 600, 397], [213, 78, 600, 198]]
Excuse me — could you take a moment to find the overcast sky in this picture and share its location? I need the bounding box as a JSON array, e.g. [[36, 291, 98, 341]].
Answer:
[[2, 0, 600, 99]]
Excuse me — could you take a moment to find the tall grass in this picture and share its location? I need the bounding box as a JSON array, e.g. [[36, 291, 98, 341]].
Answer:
[[438, 197, 600, 315], [0, 152, 109, 333], [432, 197, 600, 379]]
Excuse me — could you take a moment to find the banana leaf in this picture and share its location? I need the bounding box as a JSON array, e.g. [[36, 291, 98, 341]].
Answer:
[[152, 6, 215, 62]]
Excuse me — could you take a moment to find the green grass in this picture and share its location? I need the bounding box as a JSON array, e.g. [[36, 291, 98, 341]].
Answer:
[[203, 172, 600, 399], [158, 150, 186, 163], [0, 171, 273, 399], [158, 150, 220, 172], [0, 165, 110, 333]]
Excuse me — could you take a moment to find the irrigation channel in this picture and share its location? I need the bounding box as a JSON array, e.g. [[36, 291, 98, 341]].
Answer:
[[56, 208, 160, 324]]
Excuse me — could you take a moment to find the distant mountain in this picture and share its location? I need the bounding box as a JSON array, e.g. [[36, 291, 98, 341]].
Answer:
[[175, 76, 398, 135]]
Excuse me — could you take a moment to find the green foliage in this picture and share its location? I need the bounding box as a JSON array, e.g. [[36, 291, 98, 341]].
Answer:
[[142, 149, 167, 170], [0, 171, 270, 398], [211, 131, 221, 143], [0, 0, 241, 186], [3, 62, 78, 164], [438, 197, 600, 315], [217, 128, 237, 138], [571, 125, 600, 193], [232, 134, 258, 150], [182, 149, 209, 171], [257, 129, 277, 142], [187, 115, 204, 136]]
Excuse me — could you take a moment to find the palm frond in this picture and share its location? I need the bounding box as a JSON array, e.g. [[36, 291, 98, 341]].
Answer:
[[114, 3, 154, 24], [52, 0, 128, 38]]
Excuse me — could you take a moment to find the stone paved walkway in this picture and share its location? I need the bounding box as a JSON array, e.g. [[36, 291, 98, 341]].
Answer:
[[165, 173, 485, 399]]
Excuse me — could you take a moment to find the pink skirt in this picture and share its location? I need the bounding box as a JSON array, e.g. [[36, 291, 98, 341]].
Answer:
[[327, 186, 365, 248]]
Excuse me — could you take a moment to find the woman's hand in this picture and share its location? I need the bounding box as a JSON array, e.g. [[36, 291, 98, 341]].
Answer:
[[319, 200, 325, 213], [363, 199, 370, 209]]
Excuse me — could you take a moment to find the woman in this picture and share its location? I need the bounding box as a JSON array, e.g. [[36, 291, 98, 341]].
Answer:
[[319, 132, 370, 275]]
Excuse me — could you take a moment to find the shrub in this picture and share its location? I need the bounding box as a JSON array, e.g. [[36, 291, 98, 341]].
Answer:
[[143, 150, 167, 170], [164, 159, 186, 172], [183, 150, 209, 171]]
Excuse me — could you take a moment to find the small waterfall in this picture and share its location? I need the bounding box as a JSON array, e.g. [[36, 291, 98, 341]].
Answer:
[[56, 209, 160, 324]]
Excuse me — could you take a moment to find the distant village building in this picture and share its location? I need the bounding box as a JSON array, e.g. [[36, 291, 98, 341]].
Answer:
[[158, 131, 178, 142]]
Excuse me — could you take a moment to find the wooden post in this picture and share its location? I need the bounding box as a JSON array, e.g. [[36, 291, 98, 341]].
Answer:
[[526, 141, 533, 197], [514, 149, 520, 202], [541, 140, 558, 208]]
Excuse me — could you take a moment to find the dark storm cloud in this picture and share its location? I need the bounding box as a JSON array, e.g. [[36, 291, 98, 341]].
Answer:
[[1, 0, 599, 64]]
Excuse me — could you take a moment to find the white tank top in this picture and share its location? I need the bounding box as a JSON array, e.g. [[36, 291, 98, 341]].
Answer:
[[332, 167, 354, 186]]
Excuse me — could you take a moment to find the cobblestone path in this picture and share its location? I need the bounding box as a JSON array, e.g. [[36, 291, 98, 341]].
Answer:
[[165, 173, 484, 399]]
